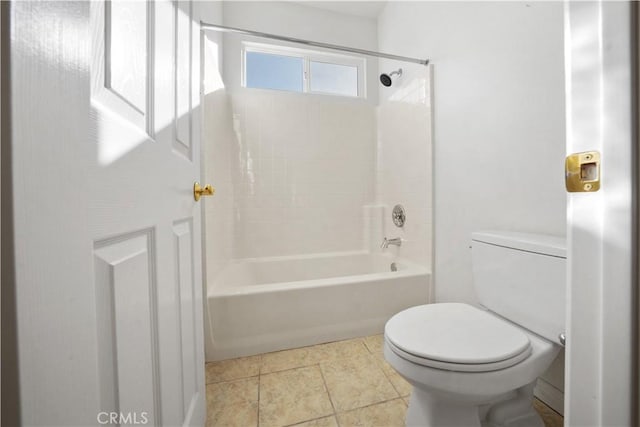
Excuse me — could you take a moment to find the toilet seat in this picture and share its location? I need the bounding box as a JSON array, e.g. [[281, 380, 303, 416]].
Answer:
[[385, 338, 532, 372], [385, 303, 532, 373]]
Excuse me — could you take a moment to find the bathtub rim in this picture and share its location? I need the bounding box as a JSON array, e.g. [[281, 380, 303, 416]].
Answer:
[[208, 250, 429, 297]]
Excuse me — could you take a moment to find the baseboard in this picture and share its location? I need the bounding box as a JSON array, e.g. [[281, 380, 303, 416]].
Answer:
[[534, 378, 564, 415]]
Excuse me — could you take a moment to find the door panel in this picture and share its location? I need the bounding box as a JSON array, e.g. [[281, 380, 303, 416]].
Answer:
[[175, 2, 193, 160], [94, 230, 160, 426], [173, 219, 199, 421], [107, 0, 148, 114], [91, 0, 150, 133], [9, 1, 205, 425]]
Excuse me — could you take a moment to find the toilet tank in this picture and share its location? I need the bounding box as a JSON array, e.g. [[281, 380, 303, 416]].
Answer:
[[471, 231, 566, 345]]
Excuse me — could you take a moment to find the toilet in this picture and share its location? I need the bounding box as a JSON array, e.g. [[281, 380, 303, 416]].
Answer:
[[384, 231, 566, 427]]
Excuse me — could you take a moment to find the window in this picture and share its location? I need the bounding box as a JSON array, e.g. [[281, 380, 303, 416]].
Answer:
[[242, 42, 366, 98], [245, 51, 304, 92], [309, 61, 358, 97]]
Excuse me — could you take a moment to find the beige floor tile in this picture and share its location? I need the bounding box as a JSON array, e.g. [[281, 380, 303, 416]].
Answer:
[[290, 415, 339, 427], [366, 340, 392, 369], [206, 401, 258, 427], [203, 335, 562, 427], [311, 338, 371, 363], [363, 334, 384, 356], [385, 369, 412, 397], [364, 348, 413, 397], [206, 377, 258, 427], [533, 398, 564, 427], [259, 366, 334, 427], [321, 353, 398, 412], [206, 355, 260, 384], [367, 350, 413, 398], [337, 398, 407, 427], [260, 346, 321, 374], [402, 396, 410, 407]]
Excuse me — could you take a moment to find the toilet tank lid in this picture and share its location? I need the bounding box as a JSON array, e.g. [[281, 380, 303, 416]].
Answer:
[[472, 230, 566, 258]]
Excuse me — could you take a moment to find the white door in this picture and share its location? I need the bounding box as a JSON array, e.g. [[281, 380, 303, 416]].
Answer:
[[564, 1, 635, 425], [9, 1, 205, 425]]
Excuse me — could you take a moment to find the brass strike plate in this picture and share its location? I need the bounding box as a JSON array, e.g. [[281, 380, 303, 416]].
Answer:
[[565, 151, 600, 192]]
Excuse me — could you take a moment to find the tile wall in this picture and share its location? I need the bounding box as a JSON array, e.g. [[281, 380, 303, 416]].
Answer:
[[204, 51, 433, 277], [375, 63, 433, 267], [203, 90, 237, 277], [227, 89, 376, 259]]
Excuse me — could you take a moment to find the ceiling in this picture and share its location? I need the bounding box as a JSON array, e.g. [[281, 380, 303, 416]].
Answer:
[[297, 1, 388, 19]]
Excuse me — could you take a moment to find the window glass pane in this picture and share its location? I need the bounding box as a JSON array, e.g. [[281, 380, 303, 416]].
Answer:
[[310, 61, 358, 97], [245, 51, 303, 92]]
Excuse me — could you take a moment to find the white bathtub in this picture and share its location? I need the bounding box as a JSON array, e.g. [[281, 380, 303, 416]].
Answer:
[[205, 251, 430, 361]]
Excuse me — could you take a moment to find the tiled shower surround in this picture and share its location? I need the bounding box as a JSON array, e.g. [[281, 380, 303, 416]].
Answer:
[[230, 89, 376, 258], [376, 63, 432, 266], [203, 66, 432, 277]]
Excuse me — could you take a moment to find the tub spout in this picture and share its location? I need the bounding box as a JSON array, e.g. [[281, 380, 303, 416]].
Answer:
[[381, 237, 402, 249]]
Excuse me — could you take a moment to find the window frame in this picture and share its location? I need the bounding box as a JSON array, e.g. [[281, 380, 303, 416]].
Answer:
[[241, 41, 367, 99]]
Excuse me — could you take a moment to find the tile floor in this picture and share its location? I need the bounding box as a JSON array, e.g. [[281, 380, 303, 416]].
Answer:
[[205, 335, 563, 427]]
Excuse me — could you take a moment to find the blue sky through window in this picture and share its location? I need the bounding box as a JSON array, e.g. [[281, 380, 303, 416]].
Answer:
[[245, 51, 303, 92]]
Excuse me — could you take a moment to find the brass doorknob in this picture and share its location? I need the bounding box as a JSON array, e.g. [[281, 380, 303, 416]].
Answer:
[[193, 182, 215, 201]]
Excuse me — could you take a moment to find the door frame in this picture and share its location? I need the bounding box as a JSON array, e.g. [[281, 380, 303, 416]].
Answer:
[[564, 1, 638, 425], [635, 3, 640, 424], [1, 1, 21, 425]]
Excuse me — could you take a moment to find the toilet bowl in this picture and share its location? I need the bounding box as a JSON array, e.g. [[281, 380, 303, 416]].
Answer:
[[384, 231, 566, 426], [384, 303, 559, 426]]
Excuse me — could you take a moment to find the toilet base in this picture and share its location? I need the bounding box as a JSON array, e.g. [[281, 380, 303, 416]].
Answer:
[[406, 381, 544, 427]]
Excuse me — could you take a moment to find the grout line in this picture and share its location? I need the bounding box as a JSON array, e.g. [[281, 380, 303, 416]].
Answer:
[[281, 414, 335, 427], [335, 395, 408, 415], [362, 335, 412, 400], [362, 335, 383, 355], [379, 367, 404, 398], [257, 354, 262, 427], [317, 362, 340, 427], [206, 374, 260, 387], [260, 358, 319, 376], [204, 356, 263, 385], [370, 352, 404, 399], [205, 374, 255, 385]]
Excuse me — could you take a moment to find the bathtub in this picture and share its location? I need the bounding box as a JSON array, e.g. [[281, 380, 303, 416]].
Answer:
[[205, 251, 430, 361]]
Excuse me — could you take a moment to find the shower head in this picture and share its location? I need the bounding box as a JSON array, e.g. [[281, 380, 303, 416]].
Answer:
[[380, 68, 403, 87]]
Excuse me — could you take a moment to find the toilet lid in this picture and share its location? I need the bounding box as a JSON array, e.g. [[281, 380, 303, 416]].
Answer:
[[385, 303, 531, 366]]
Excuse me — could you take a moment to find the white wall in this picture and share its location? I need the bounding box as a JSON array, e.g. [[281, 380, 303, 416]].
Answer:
[[378, 0, 566, 412], [222, 1, 379, 105], [222, 1, 378, 49], [378, 1, 566, 303]]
